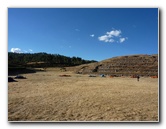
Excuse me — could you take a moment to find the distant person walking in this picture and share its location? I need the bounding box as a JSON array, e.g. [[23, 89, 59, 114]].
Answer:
[[137, 75, 140, 81]]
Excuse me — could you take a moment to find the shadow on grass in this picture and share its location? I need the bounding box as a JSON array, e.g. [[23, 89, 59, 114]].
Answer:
[[8, 67, 37, 76]]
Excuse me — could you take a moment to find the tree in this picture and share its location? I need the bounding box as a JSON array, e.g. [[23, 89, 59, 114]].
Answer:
[[8, 52, 97, 67]]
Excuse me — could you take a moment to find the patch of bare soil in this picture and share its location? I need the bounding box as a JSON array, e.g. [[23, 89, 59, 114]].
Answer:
[[8, 69, 158, 121]]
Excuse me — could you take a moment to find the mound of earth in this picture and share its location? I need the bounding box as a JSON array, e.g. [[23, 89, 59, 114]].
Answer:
[[68, 54, 158, 77]]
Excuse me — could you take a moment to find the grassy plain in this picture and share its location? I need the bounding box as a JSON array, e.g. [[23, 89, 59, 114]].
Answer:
[[8, 68, 158, 121]]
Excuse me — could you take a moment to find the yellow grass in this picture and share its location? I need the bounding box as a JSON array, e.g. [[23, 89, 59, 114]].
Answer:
[[8, 68, 158, 121]]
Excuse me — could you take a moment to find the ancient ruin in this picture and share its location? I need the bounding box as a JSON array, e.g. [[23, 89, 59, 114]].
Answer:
[[73, 54, 158, 77]]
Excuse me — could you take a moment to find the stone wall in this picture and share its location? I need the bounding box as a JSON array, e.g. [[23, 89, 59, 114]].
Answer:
[[76, 54, 158, 76]]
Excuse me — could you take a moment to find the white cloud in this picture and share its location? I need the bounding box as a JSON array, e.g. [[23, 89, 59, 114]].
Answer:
[[106, 30, 121, 37], [109, 39, 115, 43], [119, 38, 126, 43], [11, 48, 22, 53], [98, 29, 127, 43], [29, 49, 33, 52], [98, 35, 109, 42], [90, 34, 95, 37], [11, 48, 34, 53]]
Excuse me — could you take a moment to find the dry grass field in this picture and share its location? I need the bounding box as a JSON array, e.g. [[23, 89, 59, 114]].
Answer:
[[8, 68, 158, 121]]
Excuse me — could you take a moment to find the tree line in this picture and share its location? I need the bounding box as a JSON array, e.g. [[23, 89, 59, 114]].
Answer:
[[8, 52, 97, 68]]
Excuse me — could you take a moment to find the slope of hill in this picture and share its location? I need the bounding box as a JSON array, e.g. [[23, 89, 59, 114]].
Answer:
[[70, 54, 158, 77], [8, 52, 97, 67], [8, 52, 97, 75]]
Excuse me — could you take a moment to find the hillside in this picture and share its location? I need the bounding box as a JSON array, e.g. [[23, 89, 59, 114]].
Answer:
[[69, 54, 158, 77], [8, 52, 97, 75], [8, 52, 97, 68]]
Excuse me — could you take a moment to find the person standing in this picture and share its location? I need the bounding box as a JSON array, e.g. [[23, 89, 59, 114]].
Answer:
[[137, 75, 140, 81]]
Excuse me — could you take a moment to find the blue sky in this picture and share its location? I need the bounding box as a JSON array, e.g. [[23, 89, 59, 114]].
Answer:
[[8, 8, 158, 61]]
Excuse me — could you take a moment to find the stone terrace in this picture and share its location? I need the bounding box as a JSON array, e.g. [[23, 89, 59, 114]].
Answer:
[[74, 54, 158, 77]]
